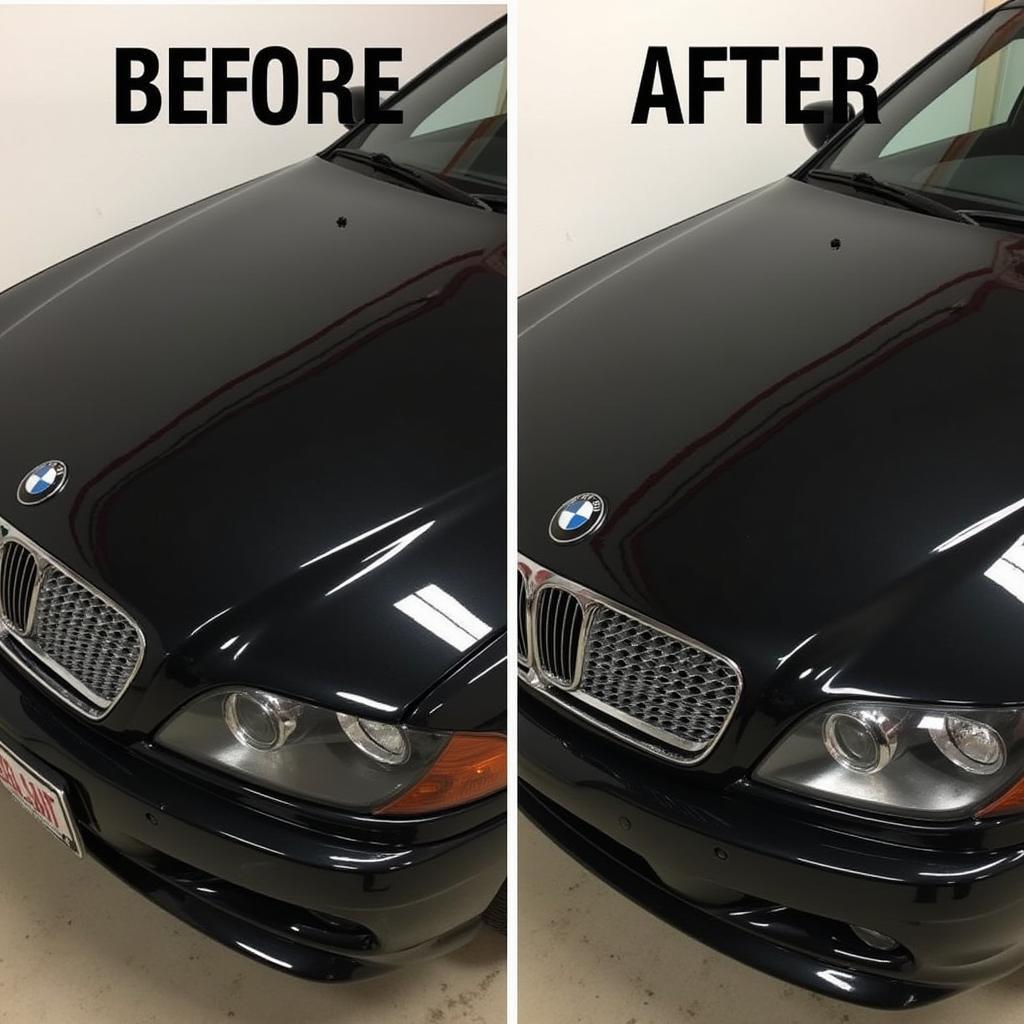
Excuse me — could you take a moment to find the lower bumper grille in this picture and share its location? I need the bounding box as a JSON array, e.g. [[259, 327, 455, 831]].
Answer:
[[0, 519, 145, 717], [517, 556, 742, 763]]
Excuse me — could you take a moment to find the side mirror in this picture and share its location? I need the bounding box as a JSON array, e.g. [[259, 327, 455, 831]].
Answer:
[[802, 100, 855, 149], [342, 86, 366, 129]]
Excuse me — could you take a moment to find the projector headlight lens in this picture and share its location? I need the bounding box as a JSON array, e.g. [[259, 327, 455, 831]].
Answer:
[[157, 687, 448, 812], [822, 710, 896, 774], [157, 687, 505, 815], [337, 712, 410, 766], [931, 716, 1005, 775], [224, 691, 298, 751], [755, 701, 1024, 819]]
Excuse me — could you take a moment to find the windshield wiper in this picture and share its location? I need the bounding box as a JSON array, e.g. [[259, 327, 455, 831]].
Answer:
[[330, 150, 489, 210], [956, 209, 1024, 233], [806, 170, 974, 225]]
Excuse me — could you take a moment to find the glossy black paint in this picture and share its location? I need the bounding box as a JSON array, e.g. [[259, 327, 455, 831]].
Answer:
[[519, 13, 1024, 1007], [0, 20, 505, 974], [0, 653, 505, 978], [0, 152, 505, 729], [522, 176, 1024, 729]]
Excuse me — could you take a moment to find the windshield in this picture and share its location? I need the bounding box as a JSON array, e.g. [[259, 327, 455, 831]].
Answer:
[[339, 21, 506, 202], [815, 8, 1024, 216]]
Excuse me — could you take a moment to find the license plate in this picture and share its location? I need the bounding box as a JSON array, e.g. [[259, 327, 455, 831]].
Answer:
[[0, 740, 82, 857]]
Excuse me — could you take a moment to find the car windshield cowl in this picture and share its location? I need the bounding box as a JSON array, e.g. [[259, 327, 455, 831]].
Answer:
[[328, 149, 493, 210], [326, 19, 507, 202], [808, 7, 1024, 220], [804, 169, 976, 224]]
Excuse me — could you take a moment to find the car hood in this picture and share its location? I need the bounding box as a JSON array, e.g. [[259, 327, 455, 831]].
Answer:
[[520, 176, 1024, 714], [0, 156, 505, 721]]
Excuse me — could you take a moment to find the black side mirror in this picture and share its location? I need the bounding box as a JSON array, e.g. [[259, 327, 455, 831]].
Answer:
[[342, 86, 366, 129], [802, 100, 855, 149]]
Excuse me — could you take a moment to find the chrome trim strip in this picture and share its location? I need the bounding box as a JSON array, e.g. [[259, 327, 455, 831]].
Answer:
[[518, 554, 744, 766], [516, 565, 530, 666], [0, 515, 146, 719]]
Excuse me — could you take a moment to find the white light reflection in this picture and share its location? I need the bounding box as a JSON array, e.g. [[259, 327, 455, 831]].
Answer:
[[328, 848, 413, 866], [219, 636, 239, 651], [465, 657, 506, 688], [816, 969, 854, 993], [778, 634, 817, 666], [235, 942, 293, 971], [324, 521, 434, 597], [395, 586, 492, 652], [821, 676, 907, 700], [418, 584, 491, 639], [833, 949, 895, 966], [934, 497, 1024, 553], [220, 832, 283, 857], [302, 507, 423, 568], [335, 691, 397, 714], [796, 857, 902, 883], [985, 535, 1024, 604], [232, 641, 250, 661], [918, 857, 1009, 879], [189, 607, 232, 637]]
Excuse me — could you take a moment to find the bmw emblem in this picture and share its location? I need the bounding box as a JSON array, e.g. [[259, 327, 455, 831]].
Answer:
[[17, 461, 68, 506], [549, 493, 606, 544]]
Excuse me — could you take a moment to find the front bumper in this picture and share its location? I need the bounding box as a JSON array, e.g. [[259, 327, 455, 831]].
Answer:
[[520, 689, 1024, 1009], [0, 655, 506, 980]]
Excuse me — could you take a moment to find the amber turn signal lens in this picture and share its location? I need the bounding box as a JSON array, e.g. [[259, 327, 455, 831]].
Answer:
[[978, 777, 1024, 818], [375, 732, 506, 815]]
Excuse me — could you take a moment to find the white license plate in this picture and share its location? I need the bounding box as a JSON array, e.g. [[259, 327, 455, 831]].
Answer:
[[0, 740, 82, 857]]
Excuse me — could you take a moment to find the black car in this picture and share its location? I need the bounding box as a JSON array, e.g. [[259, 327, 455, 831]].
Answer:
[[519, 3, 1024, 1009], [0, 18, 506, 980]]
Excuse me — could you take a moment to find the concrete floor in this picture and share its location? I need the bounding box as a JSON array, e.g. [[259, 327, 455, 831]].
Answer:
[[0, 796, 505, 1024], [519, 815, 1024, 1024]]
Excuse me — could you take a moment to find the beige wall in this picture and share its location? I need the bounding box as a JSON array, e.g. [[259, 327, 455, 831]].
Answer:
[[0, 4, 502, 292], [520, 0, 984, 293]]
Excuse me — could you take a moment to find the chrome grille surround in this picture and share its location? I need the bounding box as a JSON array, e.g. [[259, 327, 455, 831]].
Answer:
[[0, 541, 39, 635], [518, 555, 743, 765], [0, 516, 145, 719], [516, 568, 529, 665]]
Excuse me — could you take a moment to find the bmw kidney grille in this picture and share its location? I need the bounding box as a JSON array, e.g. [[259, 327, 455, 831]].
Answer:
[[517, 557, 742, 764], [0, 521, 145, 718], [533, 586, 584, 687], [0, 540, 39, 635]]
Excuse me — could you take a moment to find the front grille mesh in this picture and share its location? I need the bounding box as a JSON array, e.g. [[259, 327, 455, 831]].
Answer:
[[578, 606, 741, 751], [31, 569, 143, 705], [534, 587, 583, 686], [0, 527, 144, 717], [0, 541, 38, 634], [519, 563, 742, 762]]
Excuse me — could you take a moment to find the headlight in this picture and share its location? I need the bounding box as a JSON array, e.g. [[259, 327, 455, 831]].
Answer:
[[156, 688, 505, 815], [753, 701, 1024, 820]]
